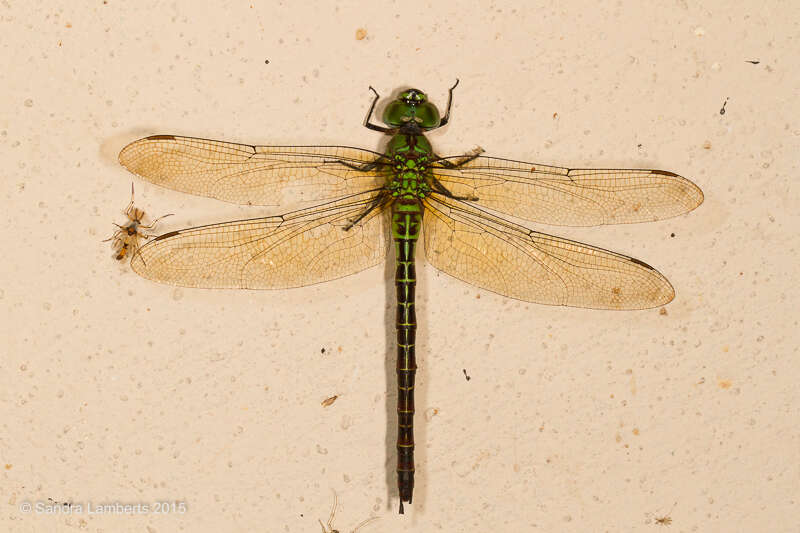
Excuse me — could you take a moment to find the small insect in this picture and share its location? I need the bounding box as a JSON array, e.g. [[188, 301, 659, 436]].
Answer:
[[104, 183, 172, 262], [318, 492, 377, 533], [652, 501, 677, 526], [719, 97, 729, 115], [321, 395, 339, 407]]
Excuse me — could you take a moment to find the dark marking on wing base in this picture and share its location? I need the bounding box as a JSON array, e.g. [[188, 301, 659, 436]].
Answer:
[[154, 230, 181, 241]]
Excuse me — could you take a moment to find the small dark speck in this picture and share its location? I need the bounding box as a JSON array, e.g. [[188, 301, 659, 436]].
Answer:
[[745, 60, 760, 64], [462, 369, 471, 381], [719, 97, 729, 115], [264, 59, 269, 64], [670, 233, 675, 237], [321, 347, 326, 354]]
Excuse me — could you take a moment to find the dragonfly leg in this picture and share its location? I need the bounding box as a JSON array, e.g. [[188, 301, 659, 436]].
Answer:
[[333, 157, 386, 172], [343, 191, 389, 231], [430, 177, 479, 202], [434, 78, 460, 128], [363, 86, 394, 133], [433, 145, 485, 169]]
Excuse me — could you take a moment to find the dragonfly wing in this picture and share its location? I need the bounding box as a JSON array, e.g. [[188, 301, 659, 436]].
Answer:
[[433, 155, 703, 226], [422, 194, 674, 309], [119, 135, 387, 206], [131, 191, 389, 289]]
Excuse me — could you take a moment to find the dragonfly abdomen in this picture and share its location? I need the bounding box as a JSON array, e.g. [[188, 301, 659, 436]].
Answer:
[[392, 198, 422, 514]]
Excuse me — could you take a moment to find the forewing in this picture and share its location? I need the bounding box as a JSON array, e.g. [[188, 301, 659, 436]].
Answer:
[[433, 155, 703, 226], [423, 194, 674, 309], [131, 191, 389, 289], [119, 135, 387, 206]]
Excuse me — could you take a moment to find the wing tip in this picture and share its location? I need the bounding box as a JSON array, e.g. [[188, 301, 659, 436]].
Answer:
[[650, 274, 676, 310], [652, 169, 705, 212], [624, 256, 676, 310], [649, 282, 676, 309], [118, 135, 178, 165], [691, 180, 705, 208]]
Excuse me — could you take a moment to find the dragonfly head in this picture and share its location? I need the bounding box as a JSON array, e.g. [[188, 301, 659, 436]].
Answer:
[[383, 88, 441, 129]]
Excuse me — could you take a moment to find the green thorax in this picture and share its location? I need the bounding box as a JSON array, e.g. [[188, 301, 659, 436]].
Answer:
[[386, 133, 433, 201], [382, 88, 442, 243]]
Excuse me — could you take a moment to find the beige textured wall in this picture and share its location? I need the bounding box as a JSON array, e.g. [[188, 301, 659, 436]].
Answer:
[[2, 1, 798, 531]]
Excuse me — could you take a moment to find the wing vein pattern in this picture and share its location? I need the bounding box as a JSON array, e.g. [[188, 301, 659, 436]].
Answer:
[[422, 194, 675, 309], [433, 155, 703, 226], [119, 135, 387, 206], [131, 190, 389, 289]]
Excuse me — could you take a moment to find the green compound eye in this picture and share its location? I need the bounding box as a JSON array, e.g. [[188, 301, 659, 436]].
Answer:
[[382, 89, 441, 129]]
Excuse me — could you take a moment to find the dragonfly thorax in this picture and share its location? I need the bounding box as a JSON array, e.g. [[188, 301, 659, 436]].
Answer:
[[387, 138, 433, 199], [383, 89, 442, 129]]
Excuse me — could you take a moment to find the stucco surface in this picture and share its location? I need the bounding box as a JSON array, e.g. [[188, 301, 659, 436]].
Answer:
[[2, 1, 798, 531]]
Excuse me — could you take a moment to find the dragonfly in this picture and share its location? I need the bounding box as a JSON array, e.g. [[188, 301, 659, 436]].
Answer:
[[104, 183, 172, 262], [117, 81, 703, 513]]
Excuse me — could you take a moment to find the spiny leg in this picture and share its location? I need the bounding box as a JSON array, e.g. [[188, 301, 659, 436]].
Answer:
[[101, 223, 126, 243], [363, 86, 394, 133], [434, 145, 485, 169], [436, 78, 460, 128], [430, 176, 479, 202], [343, 191, 389, 231], [429, 145, 485, 201], [130, 247, 149, 268], [332, 156, 390, 173], [123, 182, 135, 216], [138, 212, 174, 232]]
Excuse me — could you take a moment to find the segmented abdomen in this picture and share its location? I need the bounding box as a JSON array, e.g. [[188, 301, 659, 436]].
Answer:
[[392, 198, 422, 513]]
